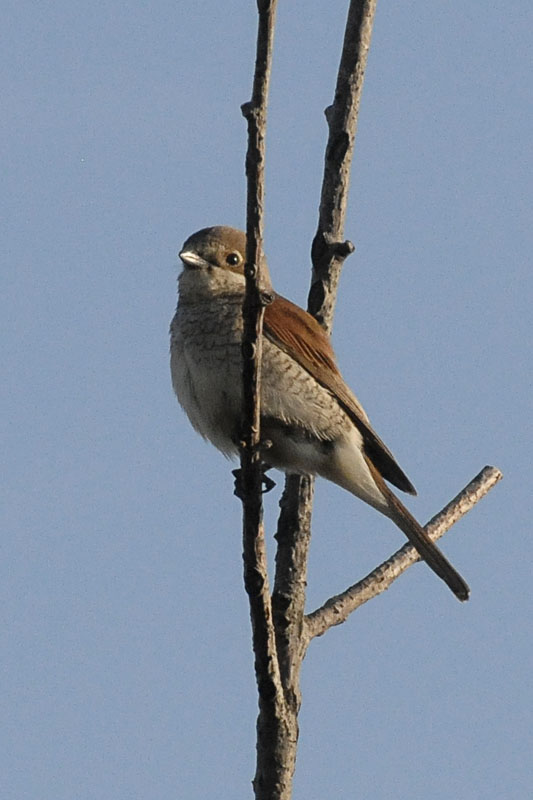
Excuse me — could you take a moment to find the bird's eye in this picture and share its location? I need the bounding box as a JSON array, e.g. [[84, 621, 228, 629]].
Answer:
[[226, 252, 241, 266]]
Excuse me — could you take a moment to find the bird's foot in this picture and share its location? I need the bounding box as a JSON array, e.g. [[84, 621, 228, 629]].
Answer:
[[232, 465, 276, 499], [261, 467, 276, 493]]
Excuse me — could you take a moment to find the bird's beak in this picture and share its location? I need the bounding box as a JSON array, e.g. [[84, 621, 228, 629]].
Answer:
[[179, 250, 209, 269]]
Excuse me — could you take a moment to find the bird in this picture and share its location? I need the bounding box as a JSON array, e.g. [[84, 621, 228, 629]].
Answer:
[[170, 225, 469, 601]]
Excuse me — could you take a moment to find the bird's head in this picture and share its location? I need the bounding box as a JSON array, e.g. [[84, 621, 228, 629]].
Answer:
[[178, 226, 272, 295]]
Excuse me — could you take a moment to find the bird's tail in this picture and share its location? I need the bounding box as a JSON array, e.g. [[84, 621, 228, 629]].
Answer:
[[384, 485, 470, 601], [363, 455, 470, 601]]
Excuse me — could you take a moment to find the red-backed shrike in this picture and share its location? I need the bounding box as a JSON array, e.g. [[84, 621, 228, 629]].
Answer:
[[170, 226, 469, 601]]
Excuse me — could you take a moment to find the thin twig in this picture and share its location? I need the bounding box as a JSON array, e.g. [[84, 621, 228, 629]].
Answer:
[[240, 3, 289, 799], [309, 0, 377, 330], [303, 466, 503, 643]]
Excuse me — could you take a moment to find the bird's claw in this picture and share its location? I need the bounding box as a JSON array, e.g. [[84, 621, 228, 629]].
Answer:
[[232, 465, 276, 499]]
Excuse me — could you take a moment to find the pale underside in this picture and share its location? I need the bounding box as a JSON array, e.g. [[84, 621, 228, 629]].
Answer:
[[170, 268, 388, 513]]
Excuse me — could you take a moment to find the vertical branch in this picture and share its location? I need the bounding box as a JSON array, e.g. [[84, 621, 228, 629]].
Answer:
[[241, 2, 292, 799], [310, 0, 377, 329], [270, 2, 379, 796], [274, 0, 378, 669], [272, 474, 314, 696]]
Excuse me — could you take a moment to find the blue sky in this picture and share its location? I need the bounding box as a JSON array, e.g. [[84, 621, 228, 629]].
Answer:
[[2, 2, 531, 798]]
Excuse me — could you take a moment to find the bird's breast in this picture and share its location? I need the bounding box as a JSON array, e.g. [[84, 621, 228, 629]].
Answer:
[[170, 292, 352, 467], [170, 295, 244, 454]]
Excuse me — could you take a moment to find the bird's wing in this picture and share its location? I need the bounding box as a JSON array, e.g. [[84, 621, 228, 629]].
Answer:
[[264, 294, 417, 495]]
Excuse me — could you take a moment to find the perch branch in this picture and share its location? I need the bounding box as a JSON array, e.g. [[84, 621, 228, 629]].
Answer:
[[303, 466, 503, 643], [241, 3, 297, 799]]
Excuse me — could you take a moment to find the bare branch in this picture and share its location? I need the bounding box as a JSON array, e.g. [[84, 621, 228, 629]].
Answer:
[[241, 3, 294, 799], [237, 3, 503, 799], [274, 0, 378, 681], [272, 474, 315, 692], [260, 9, 380, 792], [266, 5, 379, 794], [303, 466, 503, 643], [309, 0, 377, 330], [275, 0, 378, 638]]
